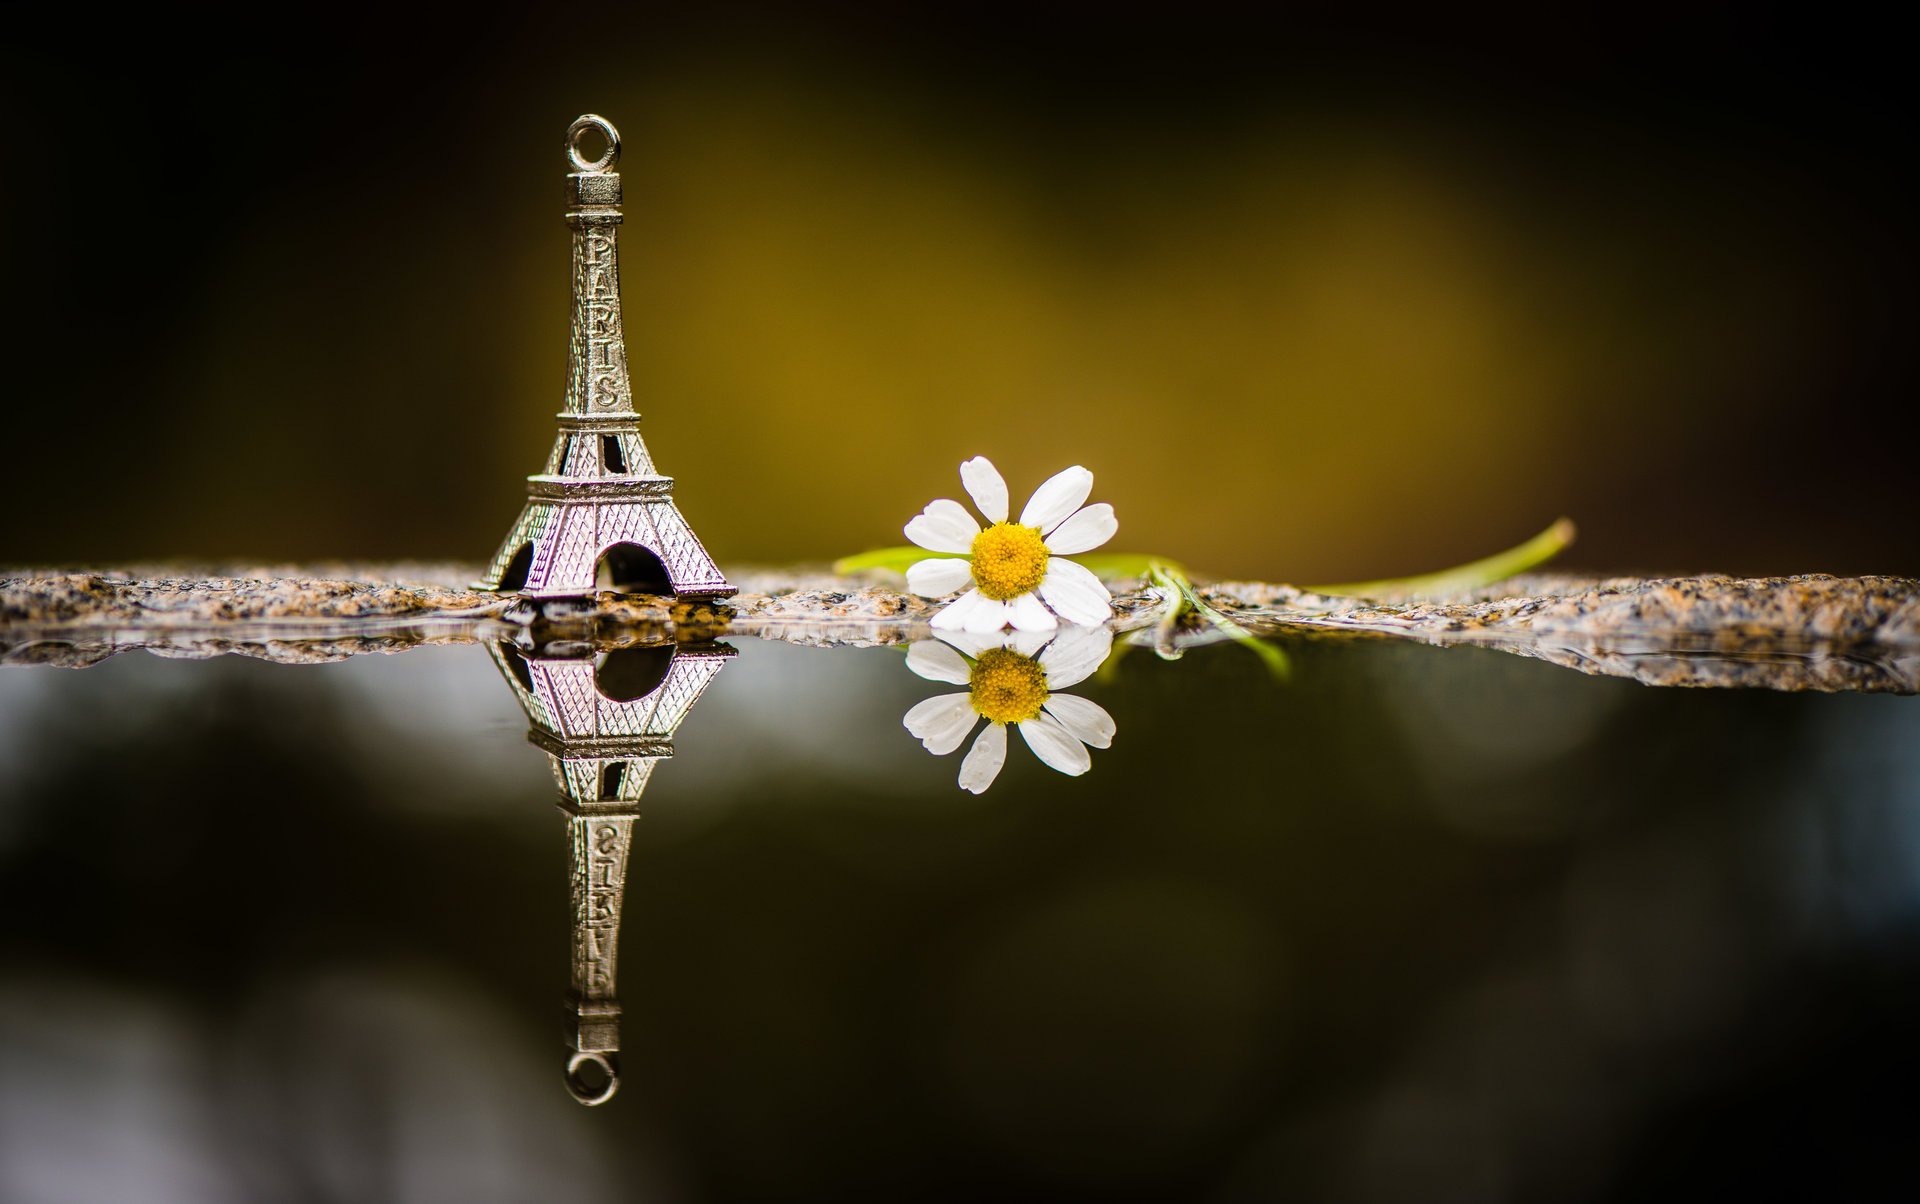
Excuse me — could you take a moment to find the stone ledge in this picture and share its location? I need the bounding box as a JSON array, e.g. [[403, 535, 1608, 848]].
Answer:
[[3, 565, 1916, 692]]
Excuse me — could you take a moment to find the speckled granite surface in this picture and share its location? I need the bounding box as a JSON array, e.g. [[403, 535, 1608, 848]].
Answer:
[[3, 564, 1916, 692]]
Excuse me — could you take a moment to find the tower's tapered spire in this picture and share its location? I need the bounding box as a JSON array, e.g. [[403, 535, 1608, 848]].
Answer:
[[478, 114, 732, 599]]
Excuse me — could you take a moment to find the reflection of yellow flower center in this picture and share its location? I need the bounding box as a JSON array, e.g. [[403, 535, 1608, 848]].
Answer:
[[969, 522, 1050, 601], [969, 648, 1049, 725]]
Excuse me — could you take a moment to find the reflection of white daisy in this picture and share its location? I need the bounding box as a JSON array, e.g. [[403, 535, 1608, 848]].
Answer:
[[904, 457, 1116, 633], [902, 625, 1116, 793]]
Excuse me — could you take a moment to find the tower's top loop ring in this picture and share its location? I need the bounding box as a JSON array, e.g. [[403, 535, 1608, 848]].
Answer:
[[566, 115, 621, 173], [565, 1051, 620, 1106]]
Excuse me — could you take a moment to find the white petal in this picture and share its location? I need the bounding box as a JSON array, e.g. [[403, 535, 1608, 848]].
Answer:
[[906, 639, 971, 685], [1009, 628, 1052, 658], [906, 556, 973, 597], [934, 629, 1008, 660], [959, 456, 1009, 524], [903, 693, 979, 756], [1039, 623, 1114, 689], [1019, 712, 1092, 776], [1006, 592, 1058, 633], [904, 498, 981, 553], [958, 723, 1007, 793], [963, 597, 1014, 633], [931, 588, 986, 631], [1042, 693, 1115, 749], [1037, 558, 1114, 627], [1019, 465, 1094, 532], [1042, 503, 1117, 555]]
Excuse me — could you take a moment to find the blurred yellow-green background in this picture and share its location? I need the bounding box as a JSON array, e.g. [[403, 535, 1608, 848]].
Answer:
[[3, 9, 1914, 580]]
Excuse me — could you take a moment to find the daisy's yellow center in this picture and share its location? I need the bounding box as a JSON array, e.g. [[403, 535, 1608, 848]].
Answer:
[[969, 522, 1050, 601], [968, 648, 1050, 725]]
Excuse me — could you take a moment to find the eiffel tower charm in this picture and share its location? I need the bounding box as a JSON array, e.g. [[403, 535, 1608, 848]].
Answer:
[[478, 115, 733, 599]]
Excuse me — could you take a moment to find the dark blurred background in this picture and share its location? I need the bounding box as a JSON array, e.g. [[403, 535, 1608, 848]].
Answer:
[[2, 8, 1915, 578]]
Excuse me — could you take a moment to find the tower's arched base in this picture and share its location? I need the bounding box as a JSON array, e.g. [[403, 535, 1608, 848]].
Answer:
[[477, 493, 732, 598]]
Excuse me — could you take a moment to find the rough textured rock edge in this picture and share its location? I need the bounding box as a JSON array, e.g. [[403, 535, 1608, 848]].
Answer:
[[1210, 573, 1920, 693], [3, 565, 1917, 693]]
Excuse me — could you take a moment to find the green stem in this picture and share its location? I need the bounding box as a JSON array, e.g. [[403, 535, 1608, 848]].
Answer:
[[1146, 562, 1291, 680], [1305, 518, 1575, 600], [835, 518, 1575, 605]]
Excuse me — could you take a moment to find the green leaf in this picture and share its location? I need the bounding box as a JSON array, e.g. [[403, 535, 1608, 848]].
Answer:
[[1306, 518, 1576, 600]]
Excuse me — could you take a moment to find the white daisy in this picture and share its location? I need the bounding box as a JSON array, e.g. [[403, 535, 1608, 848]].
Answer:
[[901, 624, 1117, 793], [903, 456, 1117, 633]]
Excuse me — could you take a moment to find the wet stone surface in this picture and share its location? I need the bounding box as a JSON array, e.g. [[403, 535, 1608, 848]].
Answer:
[[1212, 573, 1920, 693], [0, 564, 498, 625], [2, 564, 1916, 691]]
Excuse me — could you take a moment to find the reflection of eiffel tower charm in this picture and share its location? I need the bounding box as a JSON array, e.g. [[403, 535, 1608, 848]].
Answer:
[[478, 114, 732, 599], [489, 635, 735, 1105]]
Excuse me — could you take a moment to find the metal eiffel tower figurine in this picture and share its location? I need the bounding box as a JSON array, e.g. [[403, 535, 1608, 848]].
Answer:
[[489, 634, 736, 1105], [478, 115, 732, 599]]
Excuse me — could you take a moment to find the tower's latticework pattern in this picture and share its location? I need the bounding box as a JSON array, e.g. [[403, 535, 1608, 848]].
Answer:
[[479, 114, 731, 599], [487, 636, 735, 1105]]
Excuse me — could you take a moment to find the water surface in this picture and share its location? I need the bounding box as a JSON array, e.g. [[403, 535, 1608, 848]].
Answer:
[[1, 634, 1915, 1202]]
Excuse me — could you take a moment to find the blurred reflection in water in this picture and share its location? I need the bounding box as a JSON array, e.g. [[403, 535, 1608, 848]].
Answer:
[[1376, 646, 1629, 838], [0, 976, 241, 1203], [0, 637, 1916, 1202], [0, 969, 631, 1204], [934, 877, 1274, 1185]]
